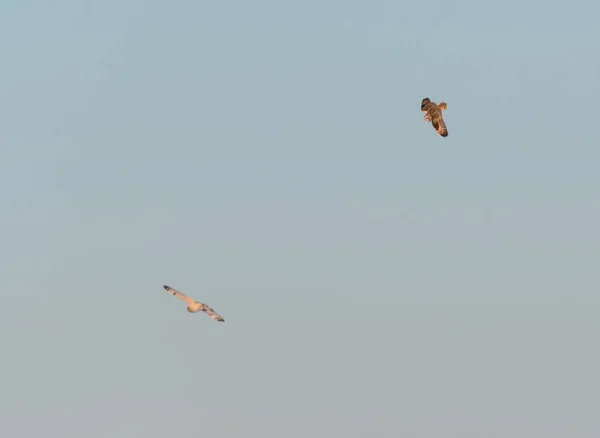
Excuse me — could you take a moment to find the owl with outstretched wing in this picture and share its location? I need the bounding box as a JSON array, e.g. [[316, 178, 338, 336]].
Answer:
[[421, 97, 448, 137], [163, 285, 225, 322]]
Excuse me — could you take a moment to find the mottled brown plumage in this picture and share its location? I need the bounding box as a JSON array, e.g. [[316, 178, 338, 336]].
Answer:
[[421, 98, 448, 137]]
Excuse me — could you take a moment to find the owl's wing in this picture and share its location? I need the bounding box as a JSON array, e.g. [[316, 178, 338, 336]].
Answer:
[[202, 305, 225, 322], [164, 285, 195, 306], [431, 113, 448, 137]]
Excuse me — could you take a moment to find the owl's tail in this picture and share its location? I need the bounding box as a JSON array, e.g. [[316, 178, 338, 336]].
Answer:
[[438, 118, 448, 137]]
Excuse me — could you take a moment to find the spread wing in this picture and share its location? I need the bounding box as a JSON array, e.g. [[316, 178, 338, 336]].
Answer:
[[431, 112, 448, 137], [421, 97, 431, 110], [202, 305, 225, 322], [164, 284, 195, 306], [164, 284, 226, 322]]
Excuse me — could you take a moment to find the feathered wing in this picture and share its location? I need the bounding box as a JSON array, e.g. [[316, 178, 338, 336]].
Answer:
[[164, 285, 195, 305], [431, 112, 448, 137], [202, 305, 225, 322]]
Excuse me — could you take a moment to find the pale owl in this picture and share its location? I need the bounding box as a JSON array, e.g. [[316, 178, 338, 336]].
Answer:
[[164, 285, 225, 322]]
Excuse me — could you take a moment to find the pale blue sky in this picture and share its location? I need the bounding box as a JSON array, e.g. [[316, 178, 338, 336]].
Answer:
[[1, 0, 599, 437]]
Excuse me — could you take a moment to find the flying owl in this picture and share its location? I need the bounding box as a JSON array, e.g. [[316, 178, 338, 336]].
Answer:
[[163, 285, 225, 322], [421, 98, 448, 137]]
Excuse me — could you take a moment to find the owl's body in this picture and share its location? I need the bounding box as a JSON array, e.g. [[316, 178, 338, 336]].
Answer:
[[163, 285, 225, 322], [421, 98, 448, 137]]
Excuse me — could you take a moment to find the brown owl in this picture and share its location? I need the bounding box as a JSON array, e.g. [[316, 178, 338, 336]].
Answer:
[[421, 98, 448, 137]]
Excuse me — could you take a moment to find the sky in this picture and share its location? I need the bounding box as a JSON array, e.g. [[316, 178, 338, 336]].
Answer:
[[1, 0, 599, 437]]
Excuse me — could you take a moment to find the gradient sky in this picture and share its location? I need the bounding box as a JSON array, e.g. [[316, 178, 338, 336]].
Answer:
[[1, 1, 599, 437]]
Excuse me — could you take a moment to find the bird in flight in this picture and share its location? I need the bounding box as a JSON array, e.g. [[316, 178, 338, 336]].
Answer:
[[163, 285, 225, 322], [421, 97, 448, 137]]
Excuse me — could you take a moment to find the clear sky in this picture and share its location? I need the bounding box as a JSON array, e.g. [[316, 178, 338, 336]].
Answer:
[[1, 0, 599, 437]]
